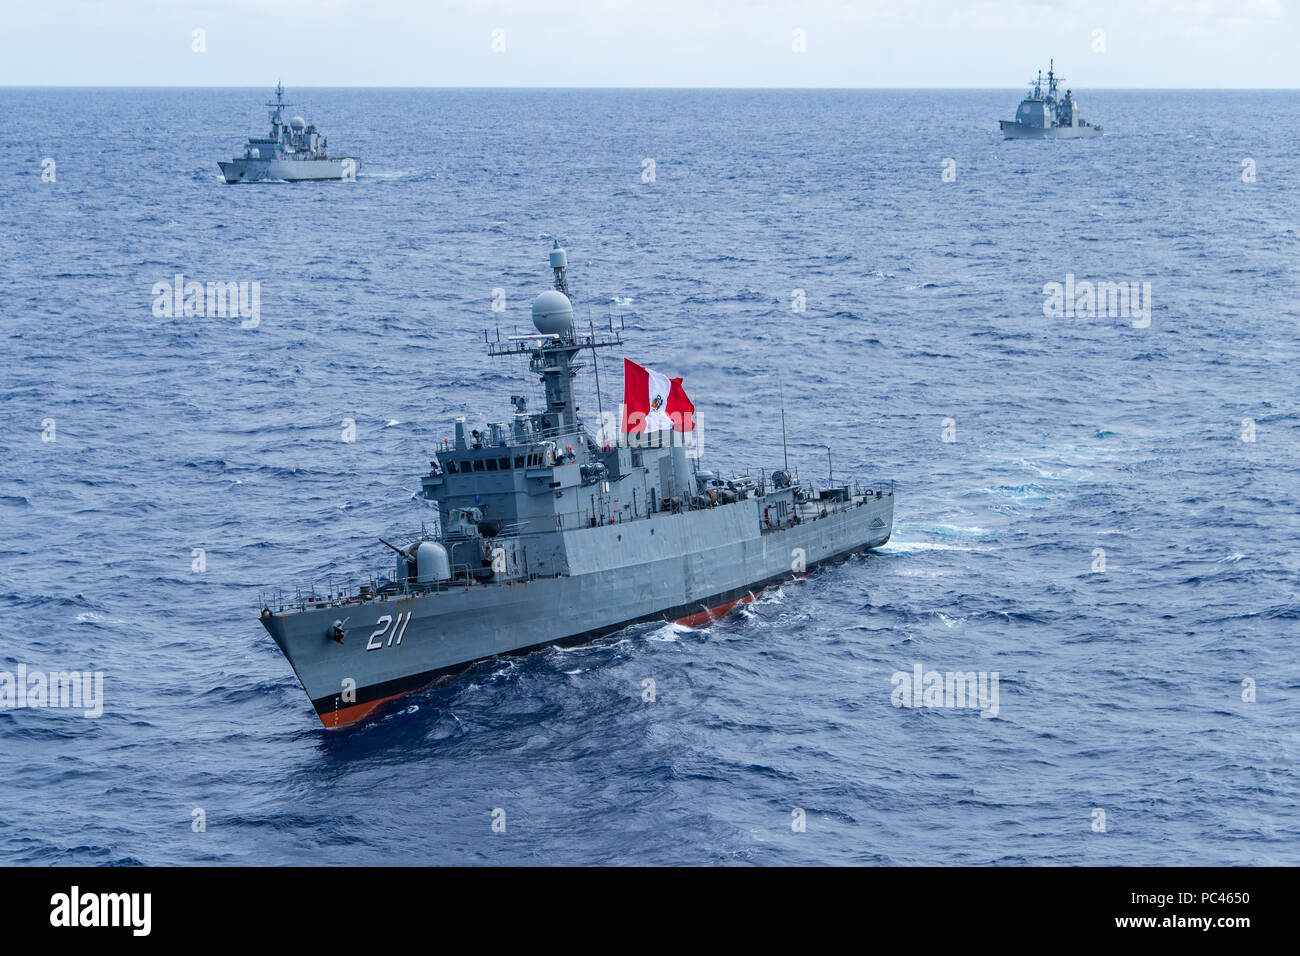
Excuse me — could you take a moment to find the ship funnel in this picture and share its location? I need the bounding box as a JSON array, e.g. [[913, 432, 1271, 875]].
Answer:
[[532, 289, 573, 336]]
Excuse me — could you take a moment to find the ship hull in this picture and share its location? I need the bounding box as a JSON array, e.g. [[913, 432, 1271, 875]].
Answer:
[[219, 158, 359, 183], [262, 493, 894, 728], [999, 120, 1102, 139]]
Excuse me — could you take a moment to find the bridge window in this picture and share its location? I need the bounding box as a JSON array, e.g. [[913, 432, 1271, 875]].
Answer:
[[515, 456, 525, 469], [446, 461, 458, 474], [473, 460, 484, 472], [499, 458, 510, 470], [486, 458, 498, 471]]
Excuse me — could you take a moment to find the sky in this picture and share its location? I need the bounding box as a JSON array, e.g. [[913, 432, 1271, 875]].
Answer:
[[0, 0, 1294, 88]]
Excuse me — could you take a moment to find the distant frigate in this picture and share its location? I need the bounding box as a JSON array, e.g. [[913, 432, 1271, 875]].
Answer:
[[219, 82, 359, 183], [1000, 60, 1103, 139], [259, 243, 896, 728]]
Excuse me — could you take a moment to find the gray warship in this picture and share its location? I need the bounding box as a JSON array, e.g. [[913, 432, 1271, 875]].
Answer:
[[259, 244, 895, 728], [219, 82, 359, 183], [999, 60, 1103, 139]]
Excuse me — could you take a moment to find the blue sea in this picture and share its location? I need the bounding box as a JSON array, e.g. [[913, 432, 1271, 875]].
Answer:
[[0, 89, 1296, 865]]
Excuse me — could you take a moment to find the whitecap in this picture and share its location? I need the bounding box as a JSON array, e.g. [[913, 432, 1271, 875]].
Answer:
[[922, 524, 991, 537], [879, 540, 974, 553], [75, 611, 125, 625], [647, 623, 689, 641]]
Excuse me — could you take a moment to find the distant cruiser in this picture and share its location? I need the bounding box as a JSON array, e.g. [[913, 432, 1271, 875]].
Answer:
[[219, 83, 359, 183], [999, 60, 1103, 139]]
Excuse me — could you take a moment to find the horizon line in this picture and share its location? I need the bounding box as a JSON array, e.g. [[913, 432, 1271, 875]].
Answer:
[[2, 84, 1296, 92]]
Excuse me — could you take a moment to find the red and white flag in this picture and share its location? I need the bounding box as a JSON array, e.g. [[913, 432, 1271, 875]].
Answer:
[[621, 358, 695, 433]]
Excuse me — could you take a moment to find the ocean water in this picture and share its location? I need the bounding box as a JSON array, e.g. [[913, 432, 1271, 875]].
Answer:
[[0, 89, 1297, 865]]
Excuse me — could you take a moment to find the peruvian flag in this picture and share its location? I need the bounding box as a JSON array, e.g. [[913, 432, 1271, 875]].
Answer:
[[621, 358, 695, 433]]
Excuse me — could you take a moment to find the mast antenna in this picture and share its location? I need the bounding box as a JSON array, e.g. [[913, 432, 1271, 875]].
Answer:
[[590, 316, 607, 442], [551, 240, 571, 298], [779, 374, 790, 473]]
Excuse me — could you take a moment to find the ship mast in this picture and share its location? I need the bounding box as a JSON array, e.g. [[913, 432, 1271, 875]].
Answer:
[[486, 243, 622, 440], [267, 81, 290, 136]]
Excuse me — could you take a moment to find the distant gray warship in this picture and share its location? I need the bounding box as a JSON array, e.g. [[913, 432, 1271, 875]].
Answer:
[[999, 60, 1103, 139], [259, 244, 895, 728], [219, 83, 359, 183]]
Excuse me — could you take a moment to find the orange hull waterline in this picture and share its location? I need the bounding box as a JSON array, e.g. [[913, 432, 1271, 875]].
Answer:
[[671, 590, 761, 628], [316, 592, 762, 729], [319, 692, 409, 729]]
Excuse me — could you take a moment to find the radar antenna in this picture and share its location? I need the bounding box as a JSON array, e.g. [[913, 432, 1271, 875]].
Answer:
[[266, 81, 293, 132], [1047, 59, 1063, 98], [551, 240, 571, 298], [486, 242, 623, 438]]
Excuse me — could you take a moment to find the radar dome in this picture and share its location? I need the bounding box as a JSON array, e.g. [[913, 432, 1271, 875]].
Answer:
[[532, 290, 573, 336], [290, 116, 306, 130]]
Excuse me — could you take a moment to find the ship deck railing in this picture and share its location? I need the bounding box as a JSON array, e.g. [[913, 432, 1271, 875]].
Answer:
[[452, 422, 587, 453], [259, 561, 522, 614], [757, 476, 894, 499], [753, 481, 893, 535]]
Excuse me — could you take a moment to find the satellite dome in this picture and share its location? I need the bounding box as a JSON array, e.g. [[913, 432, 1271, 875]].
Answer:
[[532, 290, 573, 336], [290, 116, 306, 130]]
